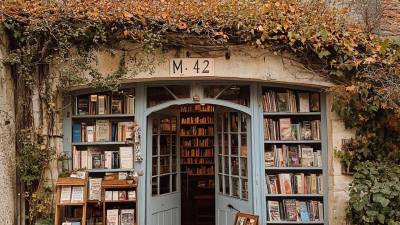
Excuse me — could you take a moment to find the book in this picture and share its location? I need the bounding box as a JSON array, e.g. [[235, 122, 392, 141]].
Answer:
[[301, 121, 312, 140], [112, 191, 119, 201], [104, 151, 112, 169], [301, 147, 314, 167], [81, 150, 88, 169], [278, 173, 292, 194], [70, 186, 84, 203], [279, 118, 292, 140], [264, 151, 275, 167], [112, 152, 120, 169], [120, 209, 135, 225], [299, 201, 310, 222], [62, 223, 72, 225], [266, 175, 279, 194], [276, 92, 289, 112], [120, 147, 133, 169], [95, 120, 110, 142], [60, 186, 72, 204], [89, 178, 102, 201], [288, 146, 300, 167], [98, 95, 106, 115], [86, 126, 95, 142], [267, 201, 281, 221], [128, 191, 136, 200], [284, 199, 298, 221], [310, 93, 320, 112], [111, 97, 122, 114], [92, 154, 103, 169], [118, 191, 127, 200], [89, 94, 98, 115], [77, 97, 89, 115], [105, 191, 113, 201], [298, 93, 310, 112], [106, 209, 119, 225], [72, 122, 82, 143]]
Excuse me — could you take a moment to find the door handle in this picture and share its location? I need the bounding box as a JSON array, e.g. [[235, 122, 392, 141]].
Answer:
[[227, 204, 239, 212]]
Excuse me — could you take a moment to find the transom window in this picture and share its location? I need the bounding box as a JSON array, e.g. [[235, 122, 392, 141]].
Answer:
[[204, 85, 250, 107], [147, 85, 190, 107]]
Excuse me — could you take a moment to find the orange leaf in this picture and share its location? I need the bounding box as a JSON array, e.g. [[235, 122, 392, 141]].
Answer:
[[123, 11, 133, 18], [177, 21, 188, 30]]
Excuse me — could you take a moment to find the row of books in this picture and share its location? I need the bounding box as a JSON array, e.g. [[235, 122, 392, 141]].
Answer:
[[72, 120, 136, 143], [107, 209, 135, 225], [180, 104, 215, 112], [181, 138, 213, 147], [264, 145, 322, 167], [104, 190, 136, 201], [181, 157, 214, 164], [266, 173, 323, 194], [262, 90, 320, 112], [76, 94, 135, 115], [72, 146, 133, 170], [264, 118, 321, 141], [181, 116, 214, 124], [181, 148, 214, 157], [267, 200, 323, 222], [187, 166, 214, 175], [180, 126, 214, 136]]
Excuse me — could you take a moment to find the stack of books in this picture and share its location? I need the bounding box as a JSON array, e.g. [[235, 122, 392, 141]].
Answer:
[[265, 173, 323, 194], [264, 118, 321, 141], [267, 200, 323, 222], [76, 93, 135, 115], [72, 120, 135, 143], [264, 145, 322, 168], [262, 90, 320, 113]]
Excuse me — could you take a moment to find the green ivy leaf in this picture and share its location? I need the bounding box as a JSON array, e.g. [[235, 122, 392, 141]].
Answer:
[[377, 214, 385, 224]]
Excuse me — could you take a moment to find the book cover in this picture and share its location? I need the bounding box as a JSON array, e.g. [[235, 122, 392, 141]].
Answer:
[[310, 93, 320, 112], [120, 209, 135, 225], [284, 199, 298, 221], [128, 191, 136, 200], [279, 173, 292, 194], [72, 122, 82, 143], [112, 191, 119, 201], [264, 151, 275, 167], [276, 92, 289, 112], [60, 186, 72, 204], [104, 151, 112, 169], [95, 120, 110, 142], [98, 95, 106, 115], [86, 126, 95, 142], [112, 152, 120, 169], [80, 150, 88, 169], [301, 147, 314, 167], [290, 124, 299, 140], [111, 97, 122, 114], [288, 146, 300, 167], [120, 147, 134, 169], [118, 191, 127, 201], [89, 178, 102, 201], [105, 191, 113, 201], [268, 201, 281, 221], [299, 202, 310, 222], [77, 97, 89, 115], [279, 118, 292, 140], [92, 154, 102, 169], [70, 186, 84, 203], [298, 93, 310, 112], [301, 121, 312, 140], [106, 209, 119, 225], [268, 175, 279, 194]]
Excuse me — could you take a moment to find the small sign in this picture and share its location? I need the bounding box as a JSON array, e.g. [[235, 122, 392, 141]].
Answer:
[[234, 212, 259, 225], [170, 58, 214, 77]]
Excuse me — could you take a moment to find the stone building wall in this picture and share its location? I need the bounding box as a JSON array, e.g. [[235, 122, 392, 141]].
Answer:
[[380, 0, 400, 37], [0, 28, 16, 225]]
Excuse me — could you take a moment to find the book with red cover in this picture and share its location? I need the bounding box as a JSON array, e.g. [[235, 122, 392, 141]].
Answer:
[[279, 118, 292, 140]]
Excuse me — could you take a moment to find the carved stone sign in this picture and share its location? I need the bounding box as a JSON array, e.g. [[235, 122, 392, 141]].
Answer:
[[169, 58, 214, 77]]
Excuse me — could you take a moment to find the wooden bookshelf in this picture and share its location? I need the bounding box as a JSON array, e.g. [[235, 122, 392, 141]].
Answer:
[[262, 87, 326, 224], [102, 179, 138, 225], [55, 177, 88, 225]]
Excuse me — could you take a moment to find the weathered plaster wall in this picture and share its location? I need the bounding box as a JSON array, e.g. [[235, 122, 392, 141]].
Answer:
[[0, 29, 16, 225]]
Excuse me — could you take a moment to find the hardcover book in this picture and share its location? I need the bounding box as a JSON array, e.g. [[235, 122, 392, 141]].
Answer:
[[70, 186, 84, 203], [106, 209, 119, 225], [77, 97, 89, 115], [298, 92, 310, 112], [120, 147, 134, 169], [111, 97, 122, 114], [95, 120, 110, 142], [86, 126, 95, 142], [301, 147, 314, 167], [276, 92, 289, 112], [288, 146, 300, 167], [105, 191, 113, 201], [267, 201, 281, 221], [72, 122, 82, 143], [278, 173, 292, 194], [89, 178, 102, 201], [284, 199, 298, 221], [120, 209, 135, 225], [279, 118, 292, 140], [310, 93, 320, 112], [60, 186, 72, 204], [299, 202, 310, 222]]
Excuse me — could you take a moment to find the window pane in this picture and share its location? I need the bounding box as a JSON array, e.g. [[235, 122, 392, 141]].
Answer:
[[152, 177, 158, 196], [224, 176, 230, 195], [241, 157, 247, 177], [160, 118, 171, 133], [204, 85, 226, 98], [153, 119, 159, 133], [231, 157, 239, 176], [160, 156, 170, 174], [172, 174, 177, 192], [218, 155, 223, 173], [224, 156, 229, 174], [152, 157, 158, 176], [219, 174, 223, 193], [241, 179, 248, 199], [231, 134, 238, 155], [165, 85, 190, 99], [240, 135, 247, 157], [147, 86, 175, 107], [223, 134, 229, 155], [241, 114, 247, 132], [172, 157, 177, 172], [159, 175, 170, 194], [232, 177, 240, 197], [152, 136, 158, 156], [160, 135, 170, 155], [230, 112, 239, 132]]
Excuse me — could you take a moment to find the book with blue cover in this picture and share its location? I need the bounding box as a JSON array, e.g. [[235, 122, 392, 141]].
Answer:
[[72, 122, 81, 143], [299, 201, 310, 222]]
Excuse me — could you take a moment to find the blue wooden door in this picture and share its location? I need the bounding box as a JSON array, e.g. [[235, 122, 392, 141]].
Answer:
[[146, 114, 180, 225], [215, 111, 253, 225]]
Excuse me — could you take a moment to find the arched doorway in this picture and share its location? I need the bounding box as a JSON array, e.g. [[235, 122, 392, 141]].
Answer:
[[145, 102, 254, 225]]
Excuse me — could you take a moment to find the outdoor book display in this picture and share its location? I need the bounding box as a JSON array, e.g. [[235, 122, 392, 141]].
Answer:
[[58, 90, 138, 225], [262, 88, 326, 224]]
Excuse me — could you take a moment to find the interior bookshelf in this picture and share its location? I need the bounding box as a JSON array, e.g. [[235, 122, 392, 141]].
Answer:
[[262, 87, 327, 225], [180, 104, 215, 177], [63, 89, 137, 225]]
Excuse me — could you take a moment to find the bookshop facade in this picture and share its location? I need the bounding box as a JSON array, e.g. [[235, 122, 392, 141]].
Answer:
[[61, 49, 351, 225]]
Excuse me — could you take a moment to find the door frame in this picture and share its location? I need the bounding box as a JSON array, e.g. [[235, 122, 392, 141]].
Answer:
[[142, 83, 261, 225]]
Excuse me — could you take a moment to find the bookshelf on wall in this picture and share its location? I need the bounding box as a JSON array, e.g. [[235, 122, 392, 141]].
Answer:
[[64, 89, 137, 225], [262, 87, 327, 225]]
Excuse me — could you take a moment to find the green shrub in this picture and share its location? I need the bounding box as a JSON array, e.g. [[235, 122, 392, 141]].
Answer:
[[348, 161, 400, 225]]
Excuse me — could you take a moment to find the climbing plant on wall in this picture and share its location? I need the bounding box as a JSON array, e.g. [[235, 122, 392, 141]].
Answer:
[[1, 0, 399, 224]]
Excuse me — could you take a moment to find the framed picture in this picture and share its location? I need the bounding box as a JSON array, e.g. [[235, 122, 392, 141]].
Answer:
[[234, 212, 259, 225]]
